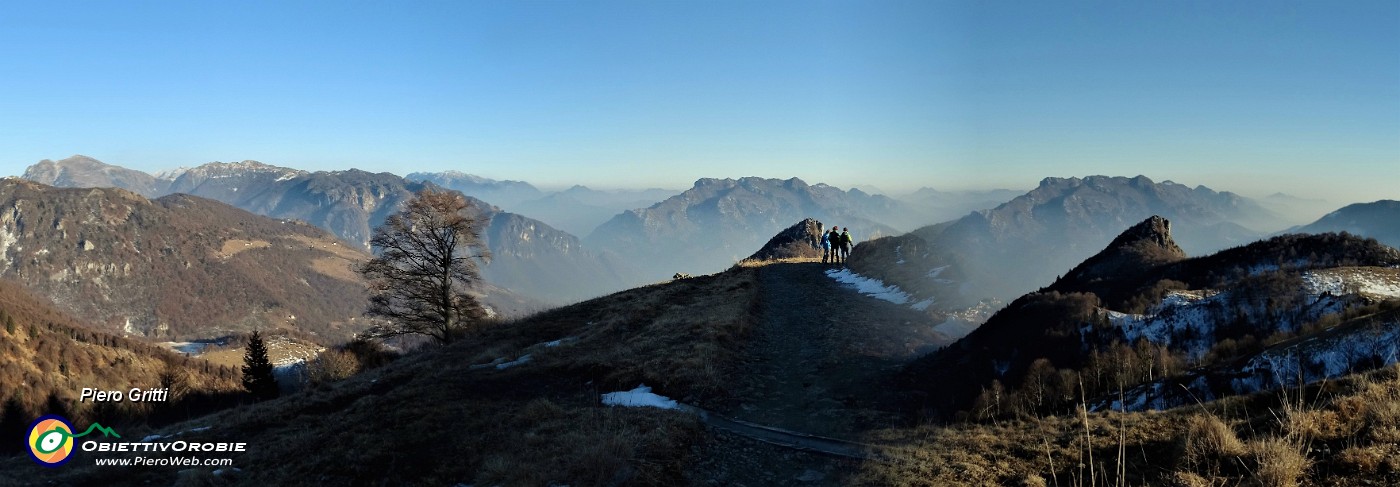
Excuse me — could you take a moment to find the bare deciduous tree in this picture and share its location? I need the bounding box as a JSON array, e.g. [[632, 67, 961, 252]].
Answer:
[[358, 188, 490, 345]]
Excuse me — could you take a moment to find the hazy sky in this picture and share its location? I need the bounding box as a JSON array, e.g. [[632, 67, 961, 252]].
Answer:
[[1, 1, 1396, 201]]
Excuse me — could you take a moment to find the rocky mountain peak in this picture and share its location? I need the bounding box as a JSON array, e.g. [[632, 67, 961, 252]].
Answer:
[[183, 160, 303, 178], [746, 218, 826, 261], [1109, 214, 1178, 251], [22, 155, 171, 197], [1053, 215, 1187, 292]]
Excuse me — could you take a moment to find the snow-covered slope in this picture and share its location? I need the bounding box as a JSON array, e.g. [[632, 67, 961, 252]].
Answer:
[[825, 267, 991, 339], [1097, 267, 1400, 412]]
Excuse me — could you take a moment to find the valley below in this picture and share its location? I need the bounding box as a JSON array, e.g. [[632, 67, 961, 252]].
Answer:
[[1, 163, 1398, 486]]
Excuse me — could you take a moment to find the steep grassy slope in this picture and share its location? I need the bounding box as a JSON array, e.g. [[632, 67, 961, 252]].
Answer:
[[3, 265, 762, 485]]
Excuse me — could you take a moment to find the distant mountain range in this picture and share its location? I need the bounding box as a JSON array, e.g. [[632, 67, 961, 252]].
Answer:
[[27, 157, 1391, 311], [851, 175, 1296, 307], [24, 156, 637, 304], [1259, 192, 1337, 226], [895, 187, 1026, 225], [406, 171, 544, 208], [1291, 200, 1400, 249], [411, 172, 680, 237], [586, 177, 925, 280]]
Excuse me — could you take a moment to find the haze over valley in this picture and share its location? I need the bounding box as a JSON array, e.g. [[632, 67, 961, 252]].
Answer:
[[1, 0, 1397, 485]]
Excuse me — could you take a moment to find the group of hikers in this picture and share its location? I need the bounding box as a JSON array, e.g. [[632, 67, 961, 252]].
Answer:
[[816, 222, 854, 265]]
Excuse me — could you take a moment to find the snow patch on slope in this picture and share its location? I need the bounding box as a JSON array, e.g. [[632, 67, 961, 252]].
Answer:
[[495, 354, 532, 370], [1303, 268, 1400, 299], [1104, 290, 1224, 360], [1103, 317, 1400, 412], [601, 384, 679, 410], [926, 265, 951, 282], [826, 268, 912, 305], [1096, 268, 1400, 412], [1100, 288, 1349, 361]]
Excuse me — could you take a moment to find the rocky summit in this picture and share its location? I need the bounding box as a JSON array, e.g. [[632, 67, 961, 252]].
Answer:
[[745, 218, 827, 261]]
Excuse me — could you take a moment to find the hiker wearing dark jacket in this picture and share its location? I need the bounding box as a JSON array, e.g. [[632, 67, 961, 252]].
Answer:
[[839, 228, 854, 263], [828, 228, 843, 264]]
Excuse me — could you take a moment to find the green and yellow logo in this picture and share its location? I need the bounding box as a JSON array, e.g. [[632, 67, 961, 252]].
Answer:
[[27, 415, 120, 467]]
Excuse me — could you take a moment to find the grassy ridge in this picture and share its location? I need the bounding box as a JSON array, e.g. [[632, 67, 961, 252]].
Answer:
[[3, 265, 760, 485]]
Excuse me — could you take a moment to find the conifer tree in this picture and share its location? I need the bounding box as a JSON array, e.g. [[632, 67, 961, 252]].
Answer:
[[241, 331, 278, 400]]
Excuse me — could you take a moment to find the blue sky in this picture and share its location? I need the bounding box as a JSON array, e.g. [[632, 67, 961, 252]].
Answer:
[[0, 1, 1395, 202]]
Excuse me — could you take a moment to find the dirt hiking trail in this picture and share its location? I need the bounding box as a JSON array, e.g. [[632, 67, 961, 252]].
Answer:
[[723, 261, 947, 439]]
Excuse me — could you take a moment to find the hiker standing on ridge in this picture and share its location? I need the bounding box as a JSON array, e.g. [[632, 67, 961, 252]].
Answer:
[[814, 221, 824, 248], [828, 228, 843, 264], [820, 227, 832, 264], [839, 227, 854, 264]]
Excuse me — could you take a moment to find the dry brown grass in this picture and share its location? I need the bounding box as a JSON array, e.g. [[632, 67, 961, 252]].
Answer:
[[288, 234, 371, 289], [1180, 414, 1248, 469], [1281, 408, 1350, 442], [1250, 438, 1310, 487], [198, 335, 324, 369], [1170, 470, 1215, 487], [216, 238, 270, 258], [309, 256, 362, 282], [735, 256, 821, 267], [288, 234, 366, 260], [852, 411, 1186, 486], [1334, 445, 1395, 474], [855, 364, 1400, 486], [463, 264, 762, 406]]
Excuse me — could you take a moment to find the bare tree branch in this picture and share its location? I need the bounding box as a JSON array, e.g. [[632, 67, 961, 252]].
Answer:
[[357, 188, 491, 345]]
